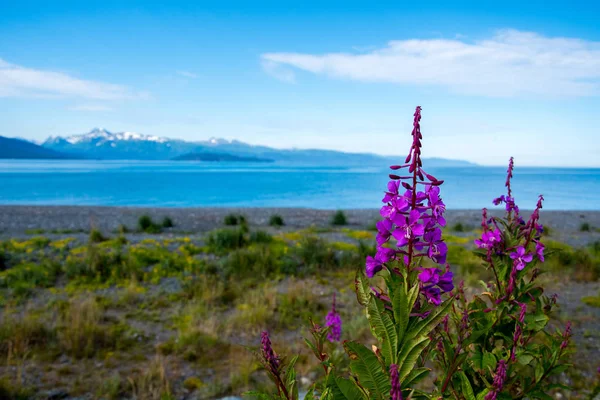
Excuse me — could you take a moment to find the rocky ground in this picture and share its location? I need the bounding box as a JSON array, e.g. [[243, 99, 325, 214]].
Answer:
[[1, 206, 599, 247]]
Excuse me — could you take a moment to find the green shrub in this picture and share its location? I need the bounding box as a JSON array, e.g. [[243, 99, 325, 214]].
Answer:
[[65, 243, 128, 283], [28, 236, 51, 250], [206, 228, 248, 254], [0, 261, 60, 291], [224, 214, 239, 226], [138, 215, 162, 233], [331, 210, 347, 226], [0, 310, 55, 358], [161, 217, 174, 228], [544, 241, 599, 281], [117, 224, 130, 234], [250, 230, 273, 244], [0, 250, 5, 271], [221, 245, 281, 278], [89, 228, 108, 243], [269, 215, 285, 227], [580, 222, 591, 232], [582, 295, 600, 308], [451, 222, 465, 232], [295, 236, 337, 271], [58, 297, 131, 358]]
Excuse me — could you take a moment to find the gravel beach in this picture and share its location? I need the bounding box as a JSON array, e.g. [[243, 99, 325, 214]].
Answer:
[[0, 206, 599, 247]]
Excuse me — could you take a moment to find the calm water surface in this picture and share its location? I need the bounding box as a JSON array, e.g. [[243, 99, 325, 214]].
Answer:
[[0, 160, 598, 210]]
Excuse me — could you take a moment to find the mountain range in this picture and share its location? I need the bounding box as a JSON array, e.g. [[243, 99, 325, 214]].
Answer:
[[1, 128, 476, 167]]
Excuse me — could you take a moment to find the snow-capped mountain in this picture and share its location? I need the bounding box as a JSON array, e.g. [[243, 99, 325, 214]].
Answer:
[[40, 128, 476, 165], [44, 128, 170, 146]]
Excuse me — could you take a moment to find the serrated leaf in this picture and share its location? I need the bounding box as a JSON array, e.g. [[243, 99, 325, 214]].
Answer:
[[344, 341, 391, 400], [355, 270, 370, 307], [406, 297, 453, 340], [393, 283, 419, 344], [475, 389, 490, 400], [457, 372, 476, 400], [367, 296, 398, 365], [396, 335, 429, 382], [326, 374, 367, 400], [402, 367, 430, 387]]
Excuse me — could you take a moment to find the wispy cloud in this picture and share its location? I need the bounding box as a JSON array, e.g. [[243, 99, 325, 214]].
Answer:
[[262, 30, 600, 97], [261, 60, 296, 83], [176, 70, 198, 79], [68, 104, 114, 112], [0, 58, 147, 100]]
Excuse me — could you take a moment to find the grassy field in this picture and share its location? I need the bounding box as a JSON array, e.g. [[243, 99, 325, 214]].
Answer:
[[0, 213, 599, 399]]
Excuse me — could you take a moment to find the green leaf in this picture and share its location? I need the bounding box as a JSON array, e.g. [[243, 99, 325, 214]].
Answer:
[[406, 297, 453, 340], [244, 391, 278, 400], [525, 313, 549, 331], [344, 341, 391, 400], [355, 270, 370, 307], [457, 372, 476, 400], [529, 390, 554, 400], [402, 367, 430, 387], [393, 283, 419, 344], [475, 389, 490, 400], [396, 335, 429, 383], [326, 374, 367, 400], [471, 350, 497, 372], [367, 296, 398, 365]]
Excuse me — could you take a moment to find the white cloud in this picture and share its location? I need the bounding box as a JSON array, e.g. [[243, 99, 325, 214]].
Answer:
[[261, 29, 600, 97], [261, 60, 296, 83], [176, 70, 198, 79], [68, 104, 114, 112], [0, 58, 146, 100]]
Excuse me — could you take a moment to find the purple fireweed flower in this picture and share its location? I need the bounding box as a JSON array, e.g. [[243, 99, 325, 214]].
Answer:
[[427, 186, 446, 226], [365, 247, 397, 277], [382, 180, 401, 203], [493, 195, 505, 206], [365, 255, 383, 278], [392, 210, 425, 247], [475, 229, 502, 249], [376, 219, 394, 245], [377, 246, 396, 262], [390, 364, 403, 400], [380, 196, 410, 219], [535, 241, 545, 262], [261, 331, 280, 373], [485, 360, 508, 400], [510, 246, 533, 270], [418, 268, 454, 305], [325, 294, 342, 343], [366, 107, 450, 277], [416, 228, 447, 264]]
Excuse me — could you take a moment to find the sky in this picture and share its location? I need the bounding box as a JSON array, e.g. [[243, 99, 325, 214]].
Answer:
[[1, 1, 599, 167]]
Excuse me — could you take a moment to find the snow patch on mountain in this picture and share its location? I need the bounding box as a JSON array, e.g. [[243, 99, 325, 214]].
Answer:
[[57, 128, 170, 144]]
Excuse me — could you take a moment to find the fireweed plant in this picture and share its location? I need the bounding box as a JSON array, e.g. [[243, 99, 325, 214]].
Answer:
[[251, 107, 571, 400]]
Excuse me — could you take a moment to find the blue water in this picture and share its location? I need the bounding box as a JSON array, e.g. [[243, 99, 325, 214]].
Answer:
[[0, 160, 598, 210]]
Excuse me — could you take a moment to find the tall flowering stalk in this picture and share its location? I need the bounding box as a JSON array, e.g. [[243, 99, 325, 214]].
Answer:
[[367, 106, 453, 306], [325, 293, 342, 342], [250, 109, 572, 400], [432, 158, 572, 399]]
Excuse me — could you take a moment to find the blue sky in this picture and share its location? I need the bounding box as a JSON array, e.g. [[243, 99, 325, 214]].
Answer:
[[1, 1, 599, 166]]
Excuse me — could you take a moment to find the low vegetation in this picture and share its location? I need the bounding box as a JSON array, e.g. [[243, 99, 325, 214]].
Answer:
[[0, 223, 597, 398], [330, 210, 347, 226]]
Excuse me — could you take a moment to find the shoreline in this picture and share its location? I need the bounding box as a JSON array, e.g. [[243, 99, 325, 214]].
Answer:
[[1, 205, 599, 247]]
